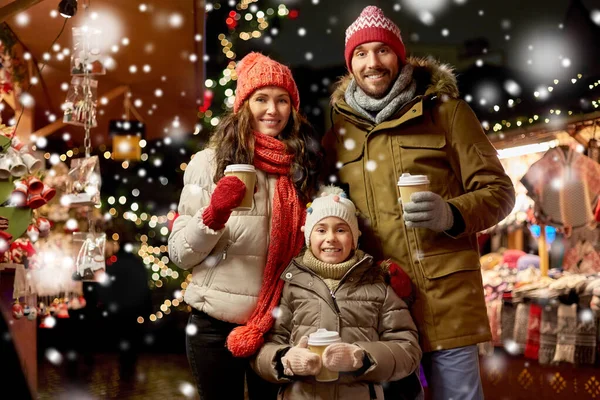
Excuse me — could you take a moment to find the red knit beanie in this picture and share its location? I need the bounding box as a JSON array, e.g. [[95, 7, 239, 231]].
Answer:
[[345, 6, 406, 72], [233, 52, 300, 113]]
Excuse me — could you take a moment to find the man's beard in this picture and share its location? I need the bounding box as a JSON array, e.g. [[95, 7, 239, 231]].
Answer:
[[356, 69, 394, 99]]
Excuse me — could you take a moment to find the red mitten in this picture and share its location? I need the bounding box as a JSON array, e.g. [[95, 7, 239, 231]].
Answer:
[[380, 259, 412, 298], [201, 176, 246, 230]]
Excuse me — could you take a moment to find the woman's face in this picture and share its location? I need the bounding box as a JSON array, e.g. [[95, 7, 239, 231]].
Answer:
[[248, 86, 292, 137]]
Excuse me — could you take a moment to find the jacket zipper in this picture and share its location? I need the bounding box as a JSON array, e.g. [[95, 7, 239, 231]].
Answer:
[[202, 241, 232, 287], [329, 290, 341, 314]]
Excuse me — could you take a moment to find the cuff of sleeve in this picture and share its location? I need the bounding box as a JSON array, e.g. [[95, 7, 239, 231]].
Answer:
[[351, 351, 373, 377], [184, 208, 222, 250], [275, 347, 293, 381], [444, 202, 466, 238]]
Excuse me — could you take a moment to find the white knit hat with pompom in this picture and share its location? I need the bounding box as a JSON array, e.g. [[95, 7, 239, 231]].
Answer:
[[303, 185, 360, 248]]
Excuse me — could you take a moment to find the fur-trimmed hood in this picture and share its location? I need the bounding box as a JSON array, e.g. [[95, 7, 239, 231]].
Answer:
[[331, 56, 459, 106]]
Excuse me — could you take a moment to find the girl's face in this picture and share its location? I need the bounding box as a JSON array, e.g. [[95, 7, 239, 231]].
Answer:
[[310, 217, 354, 264], [248, 86, 292, 137]]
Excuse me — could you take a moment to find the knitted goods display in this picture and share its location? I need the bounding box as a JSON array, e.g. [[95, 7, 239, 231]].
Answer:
[[201, 176, 246, 230], [233, 52, 300, 113], [524, 303, 542, 360], [226, 132, 305, 357], [512, 302, 530, 354], [552, 303, 577, 363], [344, 6, 406, 71], [486, 298, 502, 346], [501, 300, 516, 345], [574, 310, 597, 365], [539, 304, 558, 365]]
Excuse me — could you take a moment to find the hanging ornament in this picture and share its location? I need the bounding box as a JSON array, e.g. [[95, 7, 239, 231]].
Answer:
[[64, 156, 101, 207], [70, 27, 106, 76], [12, 302, 23, 319], [27, 307, 37, 321]]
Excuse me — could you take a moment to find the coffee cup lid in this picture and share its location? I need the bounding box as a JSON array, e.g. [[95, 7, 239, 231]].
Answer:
[[397, 173, 429, 186], [224, 164, 255, 173], [307, 328, 341, 346]]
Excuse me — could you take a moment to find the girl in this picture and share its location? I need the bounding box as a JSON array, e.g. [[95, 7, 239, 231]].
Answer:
[[253, 186, 423, 399], [168, 52, 321, 400]]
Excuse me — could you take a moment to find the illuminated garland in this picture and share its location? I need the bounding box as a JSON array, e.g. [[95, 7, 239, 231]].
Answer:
[[477, 73, 600, 138]]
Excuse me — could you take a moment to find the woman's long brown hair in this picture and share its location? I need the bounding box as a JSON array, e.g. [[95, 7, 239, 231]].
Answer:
[[208, 101, 322, 202]]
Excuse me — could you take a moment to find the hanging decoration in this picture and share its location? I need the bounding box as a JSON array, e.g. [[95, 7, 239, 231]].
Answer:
[[0, 24, 28, 94], [71, 231, 106, 281], [70, 27, 105, 76], [64, 155, 101, 207], [60, 19, 107, 282], [62, 76, 98, 127]]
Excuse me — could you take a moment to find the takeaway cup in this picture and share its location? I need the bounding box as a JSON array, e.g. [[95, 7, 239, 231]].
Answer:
[[307, 329, 342, 382], [224, 164, 256, 211], [397, 173, 430, 205]]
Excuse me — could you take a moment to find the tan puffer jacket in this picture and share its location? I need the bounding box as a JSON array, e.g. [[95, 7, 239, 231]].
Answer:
[[253, 253, 423, 400], [168, 148, 276, 324]]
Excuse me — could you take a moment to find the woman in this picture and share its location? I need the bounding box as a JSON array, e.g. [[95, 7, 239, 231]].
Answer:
[[168, 52, 321, 400]]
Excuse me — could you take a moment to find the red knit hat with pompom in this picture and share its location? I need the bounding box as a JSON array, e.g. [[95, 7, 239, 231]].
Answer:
[[233, 52, 300, 113], [345, 6, 406, 72]]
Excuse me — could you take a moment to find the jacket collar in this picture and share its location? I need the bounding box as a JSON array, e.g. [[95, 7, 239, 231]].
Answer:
[[331, 56, 459, 128], [281, 252, 374, 291]]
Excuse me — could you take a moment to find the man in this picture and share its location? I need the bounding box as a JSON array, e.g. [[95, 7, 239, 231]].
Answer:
[[324, 6, 515, 400]]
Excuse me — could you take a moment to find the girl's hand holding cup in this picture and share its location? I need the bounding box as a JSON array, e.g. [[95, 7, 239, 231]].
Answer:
[[322, 342, 364, 372], [281, 336, 322, 377]]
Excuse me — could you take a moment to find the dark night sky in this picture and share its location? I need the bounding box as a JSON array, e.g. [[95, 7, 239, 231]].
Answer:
[[249, 0, 599, 79]]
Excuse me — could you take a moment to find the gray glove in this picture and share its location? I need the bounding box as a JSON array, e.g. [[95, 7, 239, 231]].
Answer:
[[403, 191, 454, 232]]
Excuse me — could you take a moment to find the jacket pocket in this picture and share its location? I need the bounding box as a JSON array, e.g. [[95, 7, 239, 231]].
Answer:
[[416, 248, 481, 279], [201, 239, 234, 287], [396, 131, 446, 149], [395, 131, 449, 187]]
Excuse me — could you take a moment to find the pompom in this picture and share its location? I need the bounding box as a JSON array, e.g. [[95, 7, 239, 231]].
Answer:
[[236, 52, 264, 77], [227, 325, 265, 358], [318, 185, 346, 197]]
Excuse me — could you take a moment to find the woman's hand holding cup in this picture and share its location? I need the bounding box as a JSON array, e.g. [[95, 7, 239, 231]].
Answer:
[[201, 176, 246, 230]]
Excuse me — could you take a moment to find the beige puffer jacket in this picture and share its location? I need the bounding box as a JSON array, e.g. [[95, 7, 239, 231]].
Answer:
[[168, 148, 276, 324], [253, 253, 423, 400]]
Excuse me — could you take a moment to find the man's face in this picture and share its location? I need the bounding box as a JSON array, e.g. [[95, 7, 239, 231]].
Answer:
[[351, 42, 400, 99]]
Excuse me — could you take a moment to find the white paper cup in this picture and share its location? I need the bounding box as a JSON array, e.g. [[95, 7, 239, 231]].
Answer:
[[224, 164, 256, 211], [308, 328, 342, 382], [397, 173, 430, 204]]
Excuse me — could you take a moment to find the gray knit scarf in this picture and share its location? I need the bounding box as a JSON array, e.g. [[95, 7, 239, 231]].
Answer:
[[345, 63, 417, 124]]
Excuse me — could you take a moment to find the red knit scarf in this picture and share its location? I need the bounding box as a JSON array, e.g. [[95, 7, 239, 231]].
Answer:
[[226, 131, 305, 357]]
